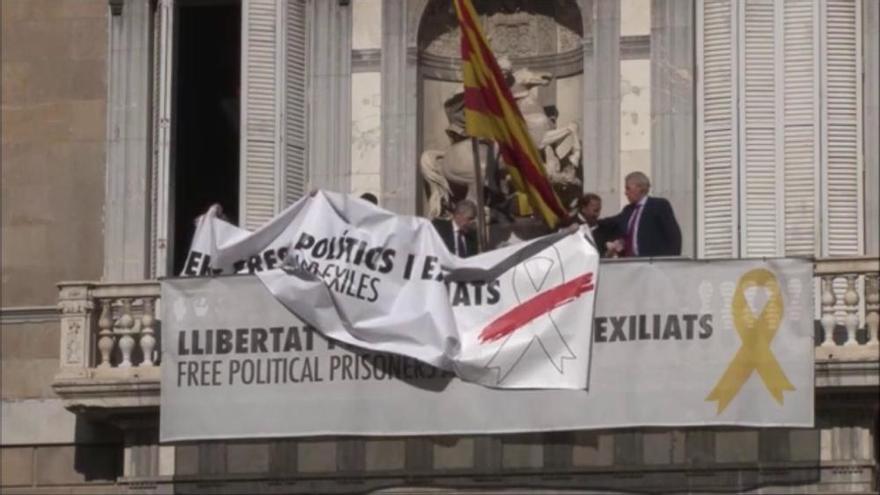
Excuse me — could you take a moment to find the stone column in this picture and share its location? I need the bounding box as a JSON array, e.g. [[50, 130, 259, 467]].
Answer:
[[385, 1, 430, 467], [308, 1, 352, 193], [104, 0, 153, 281], [380, 0, 419, 215], [864, 0, 879, 255], [313, 1, 356, 469], [583, 0, 621, 212], [650, 0, 695, 257]]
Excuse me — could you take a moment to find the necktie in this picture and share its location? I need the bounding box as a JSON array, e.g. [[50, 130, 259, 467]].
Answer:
[[457, 231, 467, 257], [624, 204, 642, 257]]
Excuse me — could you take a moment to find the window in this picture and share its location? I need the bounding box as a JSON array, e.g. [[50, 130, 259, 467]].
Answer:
[[697, 0, 863, 259], [151, 0, 309, 276], [171, 0, 241, 274]]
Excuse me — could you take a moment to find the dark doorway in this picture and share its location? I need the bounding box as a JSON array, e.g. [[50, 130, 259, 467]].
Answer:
[[172, 0, 241, 274]]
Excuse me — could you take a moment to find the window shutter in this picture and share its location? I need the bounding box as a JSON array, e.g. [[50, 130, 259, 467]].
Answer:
[[240, 0, 283, 230], [782, 0, 821, 256], [698, 0, 861, 260], [821, 0, 863, 256], [698, 0, 739, 258], [282, 0, 308, 207], [739, 0, 783, 257]]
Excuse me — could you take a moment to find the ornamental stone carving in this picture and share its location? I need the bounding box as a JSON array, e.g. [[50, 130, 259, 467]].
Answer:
[[58, 284, 94, 314], [417, 0, 585, 241], [419, 0, 582, 59], [65, 320, 83, 365], [59, 300, 92, 314], [420, 62, 582, 221]]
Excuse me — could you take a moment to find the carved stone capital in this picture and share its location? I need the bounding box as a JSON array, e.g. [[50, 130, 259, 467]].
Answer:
[[58, 300, 94, 315], [58, 282, 94, 315]]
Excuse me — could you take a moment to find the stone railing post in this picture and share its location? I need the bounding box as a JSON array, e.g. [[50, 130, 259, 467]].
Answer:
[[140, 297, 157, 366], [865, 274, 879, 346], [843, 275, 860, 346], [56, 282, 95, 378], [115, 298, 137, 367], [820, 275, 837, 347], [97, 299, 115, 368]]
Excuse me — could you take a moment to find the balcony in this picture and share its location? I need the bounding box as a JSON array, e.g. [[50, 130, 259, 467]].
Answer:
[[52, 258, 879, 413], [814, 257, 880, 389], [53, 281, 161, 413], [43, 258, 878, 490]]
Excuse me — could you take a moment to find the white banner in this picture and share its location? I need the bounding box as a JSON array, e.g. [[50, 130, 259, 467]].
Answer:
[[160, 259, 814, 442], [184, 191, 599, 389]]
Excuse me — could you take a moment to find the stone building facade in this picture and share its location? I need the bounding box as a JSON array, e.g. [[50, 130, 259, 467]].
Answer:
[[1, 0, 878, 493]]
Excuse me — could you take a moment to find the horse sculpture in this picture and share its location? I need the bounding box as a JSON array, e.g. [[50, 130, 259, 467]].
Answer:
[[420, 66, 582, 219]]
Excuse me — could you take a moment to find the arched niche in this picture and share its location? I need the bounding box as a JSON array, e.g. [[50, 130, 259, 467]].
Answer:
[[415, 0, 586, 213]]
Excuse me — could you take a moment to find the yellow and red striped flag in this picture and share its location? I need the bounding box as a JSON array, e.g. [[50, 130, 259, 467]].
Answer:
[[453, 0, 569, 229]]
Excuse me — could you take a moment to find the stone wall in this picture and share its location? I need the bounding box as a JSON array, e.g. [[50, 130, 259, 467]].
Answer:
[[163, 400, 877, 493], [1, 321, 58, 400], [0, 0, 107, 307], [1, 0, 113, 490]]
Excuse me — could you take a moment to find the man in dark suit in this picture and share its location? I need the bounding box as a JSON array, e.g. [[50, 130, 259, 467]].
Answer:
[[576, 193, 619, 257], [432, 199, 478, 257], [600, 172, 682, 257]]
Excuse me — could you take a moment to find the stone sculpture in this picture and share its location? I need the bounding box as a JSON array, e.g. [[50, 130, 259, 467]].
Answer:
[[420, 61, 582, 220]]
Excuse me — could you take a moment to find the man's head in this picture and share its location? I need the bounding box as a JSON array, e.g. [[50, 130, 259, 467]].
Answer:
[[359, 192, 378, 205], [624, 171, 651, 205], [452, 200, 478, 232], [578, 193, 602, 226]]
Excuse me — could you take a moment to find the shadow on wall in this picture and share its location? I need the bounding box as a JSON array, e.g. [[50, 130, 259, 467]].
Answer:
[[72, 416, 123, 481]]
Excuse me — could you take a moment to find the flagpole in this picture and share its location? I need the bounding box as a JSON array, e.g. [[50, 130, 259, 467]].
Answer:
[[470, 138, 487, 253], [455, 0, 567, 231]]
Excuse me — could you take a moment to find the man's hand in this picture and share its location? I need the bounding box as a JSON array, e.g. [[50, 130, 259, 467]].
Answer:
[[605, 239, 624, 258]]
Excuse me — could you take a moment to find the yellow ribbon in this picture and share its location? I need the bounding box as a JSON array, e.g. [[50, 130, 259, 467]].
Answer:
[[706, 268, 795, 414]]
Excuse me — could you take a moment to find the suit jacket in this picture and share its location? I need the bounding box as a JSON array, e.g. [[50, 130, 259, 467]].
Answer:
[[590, 224, 619, 257], [600, 196, 682, 257], [575, 213, 618, 257], [432, 218, 478, 257]]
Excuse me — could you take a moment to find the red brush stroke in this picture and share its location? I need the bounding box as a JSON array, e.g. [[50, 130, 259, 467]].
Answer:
[[478, 272, 595, 344]]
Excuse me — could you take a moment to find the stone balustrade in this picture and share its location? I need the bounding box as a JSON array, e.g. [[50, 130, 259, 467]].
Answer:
[[53, 281, 161, 410], [57, 281, 161, 370], [52, 258, 879, 411], [94, 290, 159, 369], [814, 257, 880, 362]]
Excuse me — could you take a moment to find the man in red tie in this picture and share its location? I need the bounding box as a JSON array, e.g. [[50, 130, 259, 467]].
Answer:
[[601, 172, 682, 257]]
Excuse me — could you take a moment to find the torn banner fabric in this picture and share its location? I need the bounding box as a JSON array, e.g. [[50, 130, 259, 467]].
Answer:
[[184, 191, 599, 390]]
